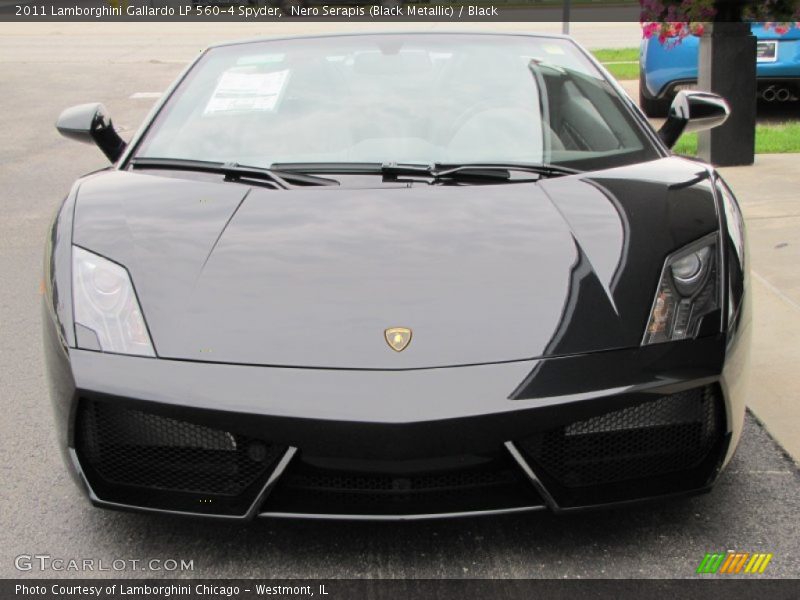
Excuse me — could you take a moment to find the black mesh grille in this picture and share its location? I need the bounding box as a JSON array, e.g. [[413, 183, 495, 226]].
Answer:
[[516, 386, 725, 505], [287, 469, 519, 492], [265, 454, 542, 516], [76, 400, 284, 514]]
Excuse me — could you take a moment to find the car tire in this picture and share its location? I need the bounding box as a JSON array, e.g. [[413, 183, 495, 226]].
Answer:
[[639, 73, 672, 118]]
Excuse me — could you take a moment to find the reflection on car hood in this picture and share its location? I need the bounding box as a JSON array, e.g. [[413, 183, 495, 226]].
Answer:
[[72, 159, 719, 369]]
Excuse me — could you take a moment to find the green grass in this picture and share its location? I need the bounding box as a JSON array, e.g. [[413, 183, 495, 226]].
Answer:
[[592, 48, 639, 63], [674, 123, 800, 156], [602, 62, 640, 80], [591, 47, 639, 81], [673, 134, 699, 155]]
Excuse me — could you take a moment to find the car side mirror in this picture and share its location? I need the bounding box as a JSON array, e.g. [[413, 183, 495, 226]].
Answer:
[[56, 103, 127, 163], [657, 91, 730, 149]]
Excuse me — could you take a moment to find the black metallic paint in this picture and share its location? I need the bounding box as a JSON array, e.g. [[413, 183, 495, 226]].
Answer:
[[44, 159, 751, 514], [42, 34, 751, 519], [66, 157, 720, 370], [43, 158, 750, 518]]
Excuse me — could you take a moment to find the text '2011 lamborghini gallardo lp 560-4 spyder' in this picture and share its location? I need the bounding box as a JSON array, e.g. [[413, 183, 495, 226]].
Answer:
[[44, 33, 750, 520]]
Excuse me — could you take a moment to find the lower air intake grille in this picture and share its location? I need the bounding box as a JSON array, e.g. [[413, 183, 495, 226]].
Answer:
[[264, 453, 542, 516], [76, 400, 284, 515], [516, 385, 726, 506]]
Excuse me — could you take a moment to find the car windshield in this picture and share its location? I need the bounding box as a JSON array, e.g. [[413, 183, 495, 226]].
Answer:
[[134, 34, 660, 172]]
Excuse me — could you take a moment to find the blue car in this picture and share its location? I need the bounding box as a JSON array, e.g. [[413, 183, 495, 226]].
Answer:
[[640, 24, 800, 116]]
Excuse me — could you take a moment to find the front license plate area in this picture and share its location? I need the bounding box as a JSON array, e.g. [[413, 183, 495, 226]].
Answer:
[[757, 40, 778, 63]]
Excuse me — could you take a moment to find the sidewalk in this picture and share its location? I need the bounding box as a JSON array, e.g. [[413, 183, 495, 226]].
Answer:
[[720, 154, 800, 463]]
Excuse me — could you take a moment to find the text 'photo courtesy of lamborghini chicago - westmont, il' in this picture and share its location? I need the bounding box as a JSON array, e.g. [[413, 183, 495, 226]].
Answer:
[[43, 32, 751, 521]]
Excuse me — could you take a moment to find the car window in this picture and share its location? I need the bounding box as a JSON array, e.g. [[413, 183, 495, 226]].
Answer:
[[134, 34, 659, 172]]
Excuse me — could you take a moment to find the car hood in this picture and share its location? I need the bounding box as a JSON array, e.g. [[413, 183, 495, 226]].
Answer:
[[72, 160, 719, 369]]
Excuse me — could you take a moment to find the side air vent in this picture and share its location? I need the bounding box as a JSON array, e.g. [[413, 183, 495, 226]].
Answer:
[[516, 385, 727, 507], [75, 399, 286, 516]]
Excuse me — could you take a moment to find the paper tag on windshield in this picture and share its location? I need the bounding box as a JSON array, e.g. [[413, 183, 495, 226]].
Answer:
[[205, 69, 290, 114]]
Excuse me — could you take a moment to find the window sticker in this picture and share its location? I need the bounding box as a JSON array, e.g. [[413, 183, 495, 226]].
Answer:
[[204, 69, 290, 114]]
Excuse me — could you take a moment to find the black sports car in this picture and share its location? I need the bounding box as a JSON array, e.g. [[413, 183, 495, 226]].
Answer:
[[44, 32, 750, 520]]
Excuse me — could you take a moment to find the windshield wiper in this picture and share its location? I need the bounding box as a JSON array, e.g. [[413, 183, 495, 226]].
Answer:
[[381, 162, 579, 182], [272, 161, 578, 183], [129, 158, 339, 189]]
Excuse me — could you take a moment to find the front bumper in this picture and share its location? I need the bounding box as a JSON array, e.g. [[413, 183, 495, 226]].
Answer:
[[48, 333, 748, 520]]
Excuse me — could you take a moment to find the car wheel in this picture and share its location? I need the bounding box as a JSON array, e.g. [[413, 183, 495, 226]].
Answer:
[[639, 72, 672, 118]]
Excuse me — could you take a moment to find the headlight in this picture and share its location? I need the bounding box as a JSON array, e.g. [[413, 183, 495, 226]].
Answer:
[[670, 246, 711, 295], [72, 246, 155, 356], [643, 234, 719, 345]]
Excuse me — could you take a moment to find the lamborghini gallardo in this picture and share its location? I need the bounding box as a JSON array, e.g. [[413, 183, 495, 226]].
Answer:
[[44, 33, 750, 519]]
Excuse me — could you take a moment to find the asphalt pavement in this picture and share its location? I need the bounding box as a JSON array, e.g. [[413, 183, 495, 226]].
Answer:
[[0, 23, 798, 579]]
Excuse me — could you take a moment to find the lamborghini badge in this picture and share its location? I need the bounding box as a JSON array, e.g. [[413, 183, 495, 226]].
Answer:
[[384, 327, 412, 352]]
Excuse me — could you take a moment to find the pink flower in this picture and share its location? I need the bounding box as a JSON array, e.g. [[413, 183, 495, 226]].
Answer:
[[640, 0, 717, 48], [642, 22, 661, 39]]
